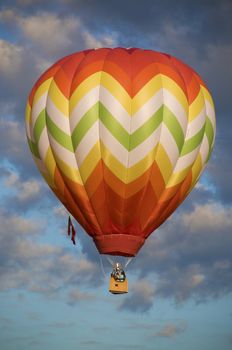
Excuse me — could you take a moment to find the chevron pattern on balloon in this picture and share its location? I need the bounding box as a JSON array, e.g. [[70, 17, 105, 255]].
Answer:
[[25, 48, 216, 245]]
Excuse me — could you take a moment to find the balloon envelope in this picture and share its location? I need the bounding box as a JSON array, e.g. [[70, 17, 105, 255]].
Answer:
[[25, 48, 216, 256]]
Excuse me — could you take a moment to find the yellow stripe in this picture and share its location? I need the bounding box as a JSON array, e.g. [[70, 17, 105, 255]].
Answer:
[[101, 72, 131, 114], [70, 72, 189, 117], [189, 153, 203, 188], [42, 171, 56, 189], [33, 78, 53, 105], [155, 143, 173, 184], [166, 167, 190, 188], [53, 153, 83, 185], [70, 72, 131, 114], [189, 90, 205, 122], [201, 85, 214, 108], [48, 81, 69, 116], [132, 74, 188, 114], [101, 142, 159, 183], [44, 147, 56, 181], [25, 102, 31, 124], [79, 142, 101, 183], [33, 156, 56, 189], [132, 74, 162, 114], [70, 73, 101, 113]]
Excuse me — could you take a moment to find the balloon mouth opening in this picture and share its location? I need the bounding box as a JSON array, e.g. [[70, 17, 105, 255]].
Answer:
[[93, 234, 145, 257]]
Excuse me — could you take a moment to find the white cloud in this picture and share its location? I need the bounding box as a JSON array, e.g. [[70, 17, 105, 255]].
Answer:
[[0, 39, 23, 75], [181, 202, 232, 232], [82, 31, 117, 49], [0, 119, 26, 159], [0, 9, 118, 57], [0, 211, 41, 237], [3, 169, 43, 203], [18, 13, 81, 55], [53, 206, 69, 217]]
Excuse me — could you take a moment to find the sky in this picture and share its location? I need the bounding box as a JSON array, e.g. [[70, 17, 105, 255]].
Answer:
[[0, 0, 232, 349]]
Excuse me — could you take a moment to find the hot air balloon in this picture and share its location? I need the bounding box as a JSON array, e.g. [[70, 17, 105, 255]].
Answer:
[[25, 48, 216, 294]]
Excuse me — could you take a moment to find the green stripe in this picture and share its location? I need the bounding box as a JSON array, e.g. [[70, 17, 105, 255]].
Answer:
[[206, 145, 214, 163], [100, 103, 164, 150], [46, 112, 73, 152], [72, 103, 99, 149], [163, 105, 184, 152], [205, 116, 214, 148], [181, 125, 205, 156], [27, 137, 40, 158], [34, 109, 46, 143], [130, 106, 163, 150], [99, 102, 130, 149]]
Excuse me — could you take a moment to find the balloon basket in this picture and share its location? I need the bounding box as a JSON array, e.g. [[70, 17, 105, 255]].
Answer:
[[109, 276, 128, 294]]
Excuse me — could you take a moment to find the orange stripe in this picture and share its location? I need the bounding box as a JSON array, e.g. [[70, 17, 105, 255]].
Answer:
[[103, 162, 153, 198], [29, 56, 71, 106], [53, 53, 85, 98], [144, 172, 193, 236], [55, 169, 102, 234], [84, 160, 104, 197], [53, 168, 93, 234], [149, 161, 166, 199], [139, 183, 158, 229], [87, 181, 110, 228]]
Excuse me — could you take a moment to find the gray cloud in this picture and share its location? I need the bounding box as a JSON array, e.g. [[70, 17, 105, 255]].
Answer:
[[119, 280, 155, 313], [129, 201, 232, 308], [0, 210, 101, 297], [0, 0, 231, 314]]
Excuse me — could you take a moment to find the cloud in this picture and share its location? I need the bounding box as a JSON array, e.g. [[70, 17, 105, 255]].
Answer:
[[67, 288, 95, 305], [18, 12, 81, 56], [0, 210, 100, 296], [0, 9, 118, 57], [181, 202, 232, 232], [119, 280, 155, 313], [154, 321, 187, 338], [0, 1, 231, 314], [127, 200, 232, 307], [3, 169, 44, 202], [0, 39, 24, 75]]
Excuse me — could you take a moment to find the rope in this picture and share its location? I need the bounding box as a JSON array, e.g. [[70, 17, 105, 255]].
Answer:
[[99, 255, 106, 278]]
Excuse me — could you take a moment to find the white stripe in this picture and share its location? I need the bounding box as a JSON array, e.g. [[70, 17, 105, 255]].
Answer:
[[31, 92, 47, 129], [131, 90, 163, 132], [70, 86, 100, 132], [199, 135, 209, 164], [100, 122, 128, 167], [162, 88, 188, 133], [75, 122, 99, 165], [70, 86, 189, 135], [74, 120, 162, 168], [46, 96, 71, 135], [128, 125, 161, 166], [25, 121, 32, 141], [34, 157, 49, 175], [160, 124, 179, 166], [99, 86, 131, 131], [205, 99, 216, 130], [174, 147, 200, 173], [186, 108, 206, 140], [38, 128, 50, 162], [100, 122, 162, 167], [47, 133, 77, 169]]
